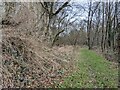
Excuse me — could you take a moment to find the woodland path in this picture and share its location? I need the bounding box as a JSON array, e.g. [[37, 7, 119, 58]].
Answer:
[[57, 48, 118, 88]]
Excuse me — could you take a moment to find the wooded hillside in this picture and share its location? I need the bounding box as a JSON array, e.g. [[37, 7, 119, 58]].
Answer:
[[0, 0, 119, 88]]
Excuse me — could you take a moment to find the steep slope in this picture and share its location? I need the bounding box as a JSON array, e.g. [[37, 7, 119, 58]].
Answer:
[[2, 28, 75, 88]]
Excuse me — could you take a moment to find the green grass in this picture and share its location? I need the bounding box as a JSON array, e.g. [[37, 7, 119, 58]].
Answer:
[[57, 48, 118, 88]]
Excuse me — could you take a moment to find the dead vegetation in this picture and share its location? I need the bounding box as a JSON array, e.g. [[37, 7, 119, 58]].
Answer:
[[2, 28, 76, 88], [1, 1, 119, 88], [0, 2, 77, 88]]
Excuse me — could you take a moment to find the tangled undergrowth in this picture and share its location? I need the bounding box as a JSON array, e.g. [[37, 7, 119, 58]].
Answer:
[[2, 28, 76, 88]]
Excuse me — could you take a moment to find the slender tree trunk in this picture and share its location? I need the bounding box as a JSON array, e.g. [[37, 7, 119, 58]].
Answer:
[[118, 25, 120, 60], [104, 2, 109, 51], [87, 1, 92, 50], [92, 5, 100, 47], [101, 2, 105, 52]]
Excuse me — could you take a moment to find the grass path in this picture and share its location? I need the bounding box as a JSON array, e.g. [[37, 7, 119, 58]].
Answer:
[[57, 48, 118, 88]]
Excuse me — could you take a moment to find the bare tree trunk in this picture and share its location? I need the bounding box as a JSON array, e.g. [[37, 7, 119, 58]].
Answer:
[[104, 2, 109, 51], [107, 1, 112, 49], [118, 22, 120, 87], [118, 24, 120, 59], [40, 1, 70, 44], [51, 29, 64, 46], [87, 1, 100, 50], [87, 1, 92, 50], [92, 5, 100, 47], [101, 2, 105, 52]]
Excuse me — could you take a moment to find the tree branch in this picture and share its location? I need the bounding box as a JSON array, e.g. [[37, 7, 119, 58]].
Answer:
[[53, 0, 71, 16]]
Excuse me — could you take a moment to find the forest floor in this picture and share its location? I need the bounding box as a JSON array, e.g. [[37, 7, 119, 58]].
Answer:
[[56, 48, 118, 88], [2, 28, 76, 88], [2, 28, 118, 88]]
